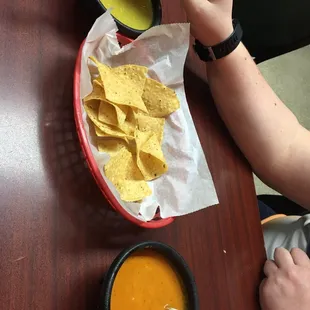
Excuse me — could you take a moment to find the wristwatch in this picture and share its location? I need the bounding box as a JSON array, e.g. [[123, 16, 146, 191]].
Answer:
[[193, 19, 243, 62]]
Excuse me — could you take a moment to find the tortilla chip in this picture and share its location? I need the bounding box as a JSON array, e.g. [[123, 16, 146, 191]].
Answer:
[[118, 108, 137, 136], [114, 104, 129, 126], [98, 100, 118, 126], [93, 76, 103, 88], [84, 100, 131, 140], [136, 113, 165, 144], [116, 180, 152, 202], [94, 127, 129, 144], [105, 147, 139, 180], [100, 65, 148, 112], [114, 64, 148, 75], [104, 148, 152, 201], [142, 78, 180, 117], [97, 139, 128, 156], [85, 117, 98, 141], [135, 130, 168, 181], [88, 59, 148, 112], [89, 56, 111, 79], [94, 126, 108, 137], [84, 82, 105, 102], [98, 100, 128, 127]]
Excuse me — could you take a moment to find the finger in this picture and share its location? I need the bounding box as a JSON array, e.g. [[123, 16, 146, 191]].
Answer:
[[259, 278, 267, 290], [263, 259, 278, 277], [290, 248, 310, 267], [259, 278, 267, 295], [274, 247, 295, 269], [259, 278, 272, 310], [259, 278, 267, 305]]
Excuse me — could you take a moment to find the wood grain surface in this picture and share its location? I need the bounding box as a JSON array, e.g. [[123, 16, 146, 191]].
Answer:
[[0, 0, 266, 309]]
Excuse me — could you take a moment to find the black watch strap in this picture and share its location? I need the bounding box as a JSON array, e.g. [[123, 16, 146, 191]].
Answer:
[[194, 19, 243, 62]]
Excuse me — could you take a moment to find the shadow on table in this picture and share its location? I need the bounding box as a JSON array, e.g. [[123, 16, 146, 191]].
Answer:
[[67, 268, 104, 310], [0, 0, 96, 47], [39, 57, 143, 253]]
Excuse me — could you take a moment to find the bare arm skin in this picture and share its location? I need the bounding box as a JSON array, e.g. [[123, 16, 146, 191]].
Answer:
[[208, 43, 310, 208], [183, 0, 310, 209]]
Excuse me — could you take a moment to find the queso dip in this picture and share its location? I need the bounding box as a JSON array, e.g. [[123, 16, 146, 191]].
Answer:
[[100, 0, 153, 31], [111, 250, 186, 310]]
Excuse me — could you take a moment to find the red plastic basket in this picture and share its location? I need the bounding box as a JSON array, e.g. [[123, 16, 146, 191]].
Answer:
[[73, 33, 174, 228]]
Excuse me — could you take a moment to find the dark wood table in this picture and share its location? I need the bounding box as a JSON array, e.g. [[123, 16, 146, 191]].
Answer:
[[0, 0, 266, 309]]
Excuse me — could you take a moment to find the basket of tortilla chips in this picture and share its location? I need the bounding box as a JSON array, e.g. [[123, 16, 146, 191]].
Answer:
[[74, 12, 218, 228], [74, 33, 175, 228]]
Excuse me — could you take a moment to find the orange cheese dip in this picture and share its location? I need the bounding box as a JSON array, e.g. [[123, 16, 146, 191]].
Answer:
[[111, 250, 186, 310]]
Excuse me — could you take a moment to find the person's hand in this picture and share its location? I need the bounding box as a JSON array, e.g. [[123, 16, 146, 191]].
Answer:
[[260, 248, 310, 310], [181, 0, 233, 46]]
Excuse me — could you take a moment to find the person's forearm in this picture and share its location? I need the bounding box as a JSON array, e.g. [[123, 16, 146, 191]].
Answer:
[[206, 43, 302, 192], [183, 0, 310, 207]]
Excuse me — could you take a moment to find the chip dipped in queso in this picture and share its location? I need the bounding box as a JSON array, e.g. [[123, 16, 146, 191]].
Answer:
[[111, 250, 187, 309]]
